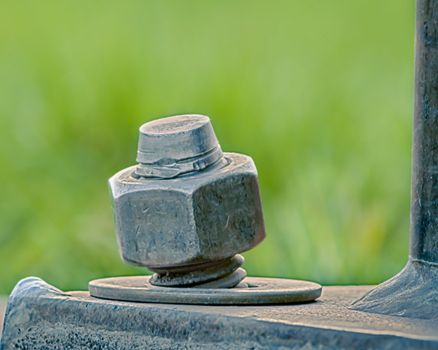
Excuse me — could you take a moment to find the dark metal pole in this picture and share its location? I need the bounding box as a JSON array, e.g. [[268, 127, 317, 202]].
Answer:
[[351, 0, 438, 319], [411, 0, 438, 264]]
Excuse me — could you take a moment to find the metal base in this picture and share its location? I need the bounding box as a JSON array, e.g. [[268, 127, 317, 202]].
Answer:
[[88, 276, 322, 305], [350, 259, 438, 319], [2, 278, 438, 349]]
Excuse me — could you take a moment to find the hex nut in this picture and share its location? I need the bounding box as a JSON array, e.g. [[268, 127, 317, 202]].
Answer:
[[109, 152, 265, 270]]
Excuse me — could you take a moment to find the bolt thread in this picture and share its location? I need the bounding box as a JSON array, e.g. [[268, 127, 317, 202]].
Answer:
[[148, 254, 246, 288]]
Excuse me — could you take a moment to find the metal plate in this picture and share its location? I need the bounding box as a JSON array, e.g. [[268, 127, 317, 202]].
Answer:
[[89, 276, 322, 305]]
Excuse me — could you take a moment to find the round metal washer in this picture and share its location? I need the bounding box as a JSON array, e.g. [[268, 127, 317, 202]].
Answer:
[[89, 276, 322, 305]]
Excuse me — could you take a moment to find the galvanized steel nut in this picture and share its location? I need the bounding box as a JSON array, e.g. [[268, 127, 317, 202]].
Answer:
[[109, 115, 265, 287]]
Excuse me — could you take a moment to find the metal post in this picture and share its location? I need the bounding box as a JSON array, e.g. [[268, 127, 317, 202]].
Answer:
[[410, 0, 438, 264], [351, 0, 438, 319]]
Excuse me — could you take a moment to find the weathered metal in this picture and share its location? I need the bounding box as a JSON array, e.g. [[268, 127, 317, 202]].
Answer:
[[103, 114, 322, 303], [109, 114, 265, 288], [2, 4, 438, 345], [351, 0, 438, 319], [149, 254, 246, 287], [89, 276, 322, 305], [1, 277, 437, 349], [0, 115, 327, 349], [410, 0, 438, 265], [135, 115, 225, 179]]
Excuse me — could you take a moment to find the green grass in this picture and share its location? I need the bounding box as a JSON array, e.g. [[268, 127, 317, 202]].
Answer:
[[0, 0, 415, 293]]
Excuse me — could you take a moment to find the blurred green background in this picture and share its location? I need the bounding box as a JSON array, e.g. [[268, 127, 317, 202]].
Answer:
[[0, 0, 415, 293]]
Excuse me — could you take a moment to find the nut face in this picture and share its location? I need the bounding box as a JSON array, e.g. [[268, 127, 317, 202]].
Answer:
[[109, 153, 265, 269], [112, 187, 198, 267], [193, 166, 264, 260]]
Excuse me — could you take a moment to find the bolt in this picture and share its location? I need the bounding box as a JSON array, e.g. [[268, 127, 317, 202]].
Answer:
[[109, 114, 265, 288], [135, 115, 225, 179]]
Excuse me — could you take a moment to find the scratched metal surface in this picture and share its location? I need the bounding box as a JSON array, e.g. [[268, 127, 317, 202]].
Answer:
[[1, 278, 437, 349]]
